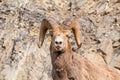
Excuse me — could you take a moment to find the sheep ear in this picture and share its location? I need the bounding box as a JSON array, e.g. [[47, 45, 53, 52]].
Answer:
[[38, 17, 58, 48], [62, 18, 82, 48]]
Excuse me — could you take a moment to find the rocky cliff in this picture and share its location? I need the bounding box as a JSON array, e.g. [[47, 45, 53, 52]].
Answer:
[[0, 0, 120, 80]]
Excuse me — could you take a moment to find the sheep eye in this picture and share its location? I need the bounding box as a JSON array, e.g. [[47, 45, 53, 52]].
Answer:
[[66, 35, 71, 39], [51, 34, 53, 37], [50, 32, 53, 37]]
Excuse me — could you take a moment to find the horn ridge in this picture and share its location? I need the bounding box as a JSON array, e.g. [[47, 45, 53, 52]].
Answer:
[[38, 17, 58, 48], [62, 18, 82, 48]]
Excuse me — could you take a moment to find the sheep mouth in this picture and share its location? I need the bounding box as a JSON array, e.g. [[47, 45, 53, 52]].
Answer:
[[55, 46, 62, 51], [54, 46, 65, 56]]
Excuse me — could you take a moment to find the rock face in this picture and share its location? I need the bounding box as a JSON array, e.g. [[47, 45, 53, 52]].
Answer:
[[0, 0, 120, 80]]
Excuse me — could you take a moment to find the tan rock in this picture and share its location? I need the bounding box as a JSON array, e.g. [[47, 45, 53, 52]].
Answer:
[[99, 39, 113, 64]]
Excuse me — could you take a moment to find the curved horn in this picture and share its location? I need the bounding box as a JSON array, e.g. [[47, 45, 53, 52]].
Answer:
[[38, 17, 58, 48], [62, 18, 82, 48]]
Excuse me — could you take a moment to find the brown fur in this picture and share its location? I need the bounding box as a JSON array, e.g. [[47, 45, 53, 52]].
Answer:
[[38, 18, 120, 80], [51, 38, 120, 80]]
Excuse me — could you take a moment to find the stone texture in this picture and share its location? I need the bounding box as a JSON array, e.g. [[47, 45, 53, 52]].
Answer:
[[0, 0, 120, 80], [99, 39, 113, 64], [110, 47, 120, 70]]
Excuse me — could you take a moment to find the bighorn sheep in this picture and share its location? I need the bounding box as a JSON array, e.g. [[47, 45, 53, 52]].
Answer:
[[38, 17, 120, 80]]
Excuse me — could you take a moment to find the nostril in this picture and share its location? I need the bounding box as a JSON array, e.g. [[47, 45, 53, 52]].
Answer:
[[55, 41, 58, 44], [59, 41, 62, 44], [55, 41, 62, 44]]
